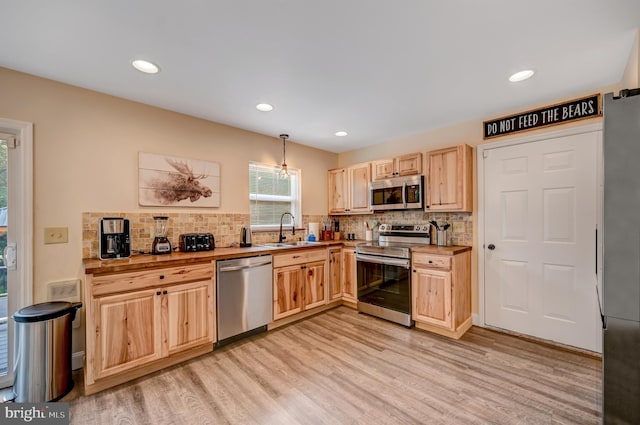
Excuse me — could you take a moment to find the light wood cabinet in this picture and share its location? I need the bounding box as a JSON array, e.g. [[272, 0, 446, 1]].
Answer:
[[273, 265, 304, 320], [425, 144, 472, 211], [342, 247, 357, 302], [273, 249, 328, 320], [94, 288, 162, 380], [165, 280, 215, 355], [328, 247, 343, 301], [85, 262, 215, 395], [411, 249, 471, 339], [373, 152, 422, 180], [328, 162, 371, 214], [304, 261, 327, 309]]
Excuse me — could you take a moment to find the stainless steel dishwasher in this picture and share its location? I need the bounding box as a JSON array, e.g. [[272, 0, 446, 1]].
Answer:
[[216, 255, 273, 344]]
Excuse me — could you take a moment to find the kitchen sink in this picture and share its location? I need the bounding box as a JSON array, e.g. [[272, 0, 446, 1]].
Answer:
[[258, 241, 322, 248]]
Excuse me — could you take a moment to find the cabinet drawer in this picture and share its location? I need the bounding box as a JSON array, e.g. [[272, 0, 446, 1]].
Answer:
[[412, 253, 451, 270], [273, 249, 327, 268], [91, 263, 213, 296]]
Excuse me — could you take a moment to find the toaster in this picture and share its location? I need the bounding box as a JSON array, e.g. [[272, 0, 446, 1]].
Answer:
[[179, 233, 215, 252]]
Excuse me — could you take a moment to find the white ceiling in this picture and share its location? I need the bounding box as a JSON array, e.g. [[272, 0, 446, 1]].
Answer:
[[1, 1, 639, 153]]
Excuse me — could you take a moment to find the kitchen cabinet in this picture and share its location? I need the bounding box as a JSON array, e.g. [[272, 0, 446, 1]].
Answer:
[[328, 162, 371, 214], [273, 249, 328, 320], [425, 144, 472, 211], [372, 152, 422, 180], [84, 262, 215, 395], [342, 247, 357, 303], [411, 248, 471, 339], [328, 247, 343, 301]]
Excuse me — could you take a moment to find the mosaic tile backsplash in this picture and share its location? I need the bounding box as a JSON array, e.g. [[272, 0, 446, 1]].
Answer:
[[83, 211, 472, 259]]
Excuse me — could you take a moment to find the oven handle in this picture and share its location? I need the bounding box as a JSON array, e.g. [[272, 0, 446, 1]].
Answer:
[[356, 254, 411, 269]]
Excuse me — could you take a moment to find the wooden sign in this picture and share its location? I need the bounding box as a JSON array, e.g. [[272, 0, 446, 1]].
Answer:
[[483, 94, 601, 139]]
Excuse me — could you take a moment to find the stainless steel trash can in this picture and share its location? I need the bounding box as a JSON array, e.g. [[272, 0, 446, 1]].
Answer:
[[12, 301, 81, 402]]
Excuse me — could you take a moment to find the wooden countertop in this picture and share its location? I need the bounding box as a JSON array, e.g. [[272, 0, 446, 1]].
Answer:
[[84, 239, 365, 275], [411, 245, 472, 255]]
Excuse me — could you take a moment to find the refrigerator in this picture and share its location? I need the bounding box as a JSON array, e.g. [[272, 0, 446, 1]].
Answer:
[[603, 89, 640, 424]]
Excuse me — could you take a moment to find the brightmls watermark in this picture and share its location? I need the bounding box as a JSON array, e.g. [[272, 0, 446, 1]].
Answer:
[[0, 403, 69, 424]]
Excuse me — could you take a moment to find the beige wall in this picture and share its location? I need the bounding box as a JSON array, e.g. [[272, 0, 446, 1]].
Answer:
[[0, 67, 337, 351], [621, 29, 639, 89]]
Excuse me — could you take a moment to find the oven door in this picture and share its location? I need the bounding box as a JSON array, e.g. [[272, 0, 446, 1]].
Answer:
[[356, 254, 411, 314]]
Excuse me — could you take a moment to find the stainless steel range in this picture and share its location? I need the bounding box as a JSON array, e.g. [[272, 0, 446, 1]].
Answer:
[[356, 224, 431, 326]]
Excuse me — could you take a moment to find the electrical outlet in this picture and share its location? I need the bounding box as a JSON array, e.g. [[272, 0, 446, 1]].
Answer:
[[452, 221, 466, 233], [44, 227, 68, 244], [48, 279, 80, 301], [48, 279, 82, 328]]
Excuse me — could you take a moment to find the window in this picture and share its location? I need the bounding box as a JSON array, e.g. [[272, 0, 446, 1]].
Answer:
[[249, 162, 301, 230]]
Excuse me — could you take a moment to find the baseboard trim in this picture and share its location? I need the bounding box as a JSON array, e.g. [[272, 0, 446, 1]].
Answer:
[[72, 351, 84, 371], [472, 313, 480, 326]]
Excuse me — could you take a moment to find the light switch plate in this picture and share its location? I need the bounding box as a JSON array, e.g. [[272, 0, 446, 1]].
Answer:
[[452, 221, 465, 233], [44, 227, 68, 244]]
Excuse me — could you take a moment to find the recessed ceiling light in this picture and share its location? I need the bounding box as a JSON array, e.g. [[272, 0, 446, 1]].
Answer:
[[256, 103, 274, 112], [509, 70, 535, 82], [132, 59, 160, 74], [335, 131, 348, 137]]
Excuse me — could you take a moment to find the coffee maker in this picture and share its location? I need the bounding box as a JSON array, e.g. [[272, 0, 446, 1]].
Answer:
[[152, 216, 172, 255], [99, 218, 131, 259]]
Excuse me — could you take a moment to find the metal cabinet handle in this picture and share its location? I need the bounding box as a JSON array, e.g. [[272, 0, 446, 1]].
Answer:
[[159, 275, 165, 280], [487, 244, 496, 250]]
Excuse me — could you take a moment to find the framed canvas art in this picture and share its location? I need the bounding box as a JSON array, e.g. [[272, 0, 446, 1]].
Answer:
[[138, 152, 220, 207]]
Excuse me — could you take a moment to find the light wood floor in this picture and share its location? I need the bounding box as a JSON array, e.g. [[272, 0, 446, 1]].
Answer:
[[64, 307, 602, 424]]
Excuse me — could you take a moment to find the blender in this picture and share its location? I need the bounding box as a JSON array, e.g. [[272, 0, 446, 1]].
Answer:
[[152, 216, 172, 254]]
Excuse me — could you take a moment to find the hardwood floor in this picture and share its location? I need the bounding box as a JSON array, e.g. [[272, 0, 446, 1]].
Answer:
[[64, 307, 602, 424]]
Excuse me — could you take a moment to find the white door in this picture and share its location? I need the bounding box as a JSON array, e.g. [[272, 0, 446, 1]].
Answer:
[[484, 130, 601, 352]]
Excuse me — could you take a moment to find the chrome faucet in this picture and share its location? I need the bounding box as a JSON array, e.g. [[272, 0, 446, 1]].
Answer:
[[279, 212, 296, 242]]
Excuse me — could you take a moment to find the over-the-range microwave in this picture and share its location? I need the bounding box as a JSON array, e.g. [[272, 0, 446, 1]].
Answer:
[[369, 175, 424, 211]]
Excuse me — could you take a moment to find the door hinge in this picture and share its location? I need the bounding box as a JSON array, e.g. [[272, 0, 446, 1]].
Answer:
[[483, 150, 489, 159]]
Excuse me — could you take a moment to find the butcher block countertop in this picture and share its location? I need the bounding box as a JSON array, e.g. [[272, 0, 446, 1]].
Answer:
[[411, 245, 472, 256], [83, 239, 363, 275]]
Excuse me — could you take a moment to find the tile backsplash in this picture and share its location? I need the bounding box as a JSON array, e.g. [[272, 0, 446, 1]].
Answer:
[[82, 210, 472, 259]]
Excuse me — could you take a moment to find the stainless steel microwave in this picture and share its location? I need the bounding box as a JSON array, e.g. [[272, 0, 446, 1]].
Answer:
[[369, 175, 424, 211]]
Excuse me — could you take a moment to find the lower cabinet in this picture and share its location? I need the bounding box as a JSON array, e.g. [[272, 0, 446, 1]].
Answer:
[[85, 262, 215, 394], [165, 281, 215, 355], [94, 288, 162, 380], [273, 249, 328, 321], [342, 247, 357, 302], [328, 247, 343, 301], [411, 248, 471, 339]]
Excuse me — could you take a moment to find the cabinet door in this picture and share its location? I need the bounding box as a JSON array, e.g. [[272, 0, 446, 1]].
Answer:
[[372, 159, 395, 180], [397, 153, 422, 176], [412, 268, 452, 329], [328, 168, 348, 213], [304, 260, 327, 310], [273, 265, 304, 320], [348, 163, 371, 213], [426, 145, 472, 211], [342, 248, 357, 301], [328, 248, 343, 301], [165, 280, 214, 356], [94, 289, 162, 379]]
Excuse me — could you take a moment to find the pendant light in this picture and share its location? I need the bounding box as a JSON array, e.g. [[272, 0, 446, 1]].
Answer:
[[278, 133, 289, 178]]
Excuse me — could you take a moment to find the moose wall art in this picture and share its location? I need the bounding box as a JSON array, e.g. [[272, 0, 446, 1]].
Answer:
[[138, 152, 220, 207]]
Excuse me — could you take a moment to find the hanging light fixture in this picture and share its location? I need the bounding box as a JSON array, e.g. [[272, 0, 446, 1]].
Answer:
[[278, 133, 289, 178]]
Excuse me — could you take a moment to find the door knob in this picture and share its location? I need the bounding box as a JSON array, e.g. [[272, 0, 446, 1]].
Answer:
[[487, 244, 496, 250]]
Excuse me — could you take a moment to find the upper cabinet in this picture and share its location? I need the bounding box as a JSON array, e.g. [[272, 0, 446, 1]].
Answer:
[[372, 152, 422, 180], [425, 144, 473, 212], [328, 162, 371, 214]]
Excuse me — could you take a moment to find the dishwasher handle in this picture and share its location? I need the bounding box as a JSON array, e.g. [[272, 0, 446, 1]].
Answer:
[[218, 260, 272, 272]]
